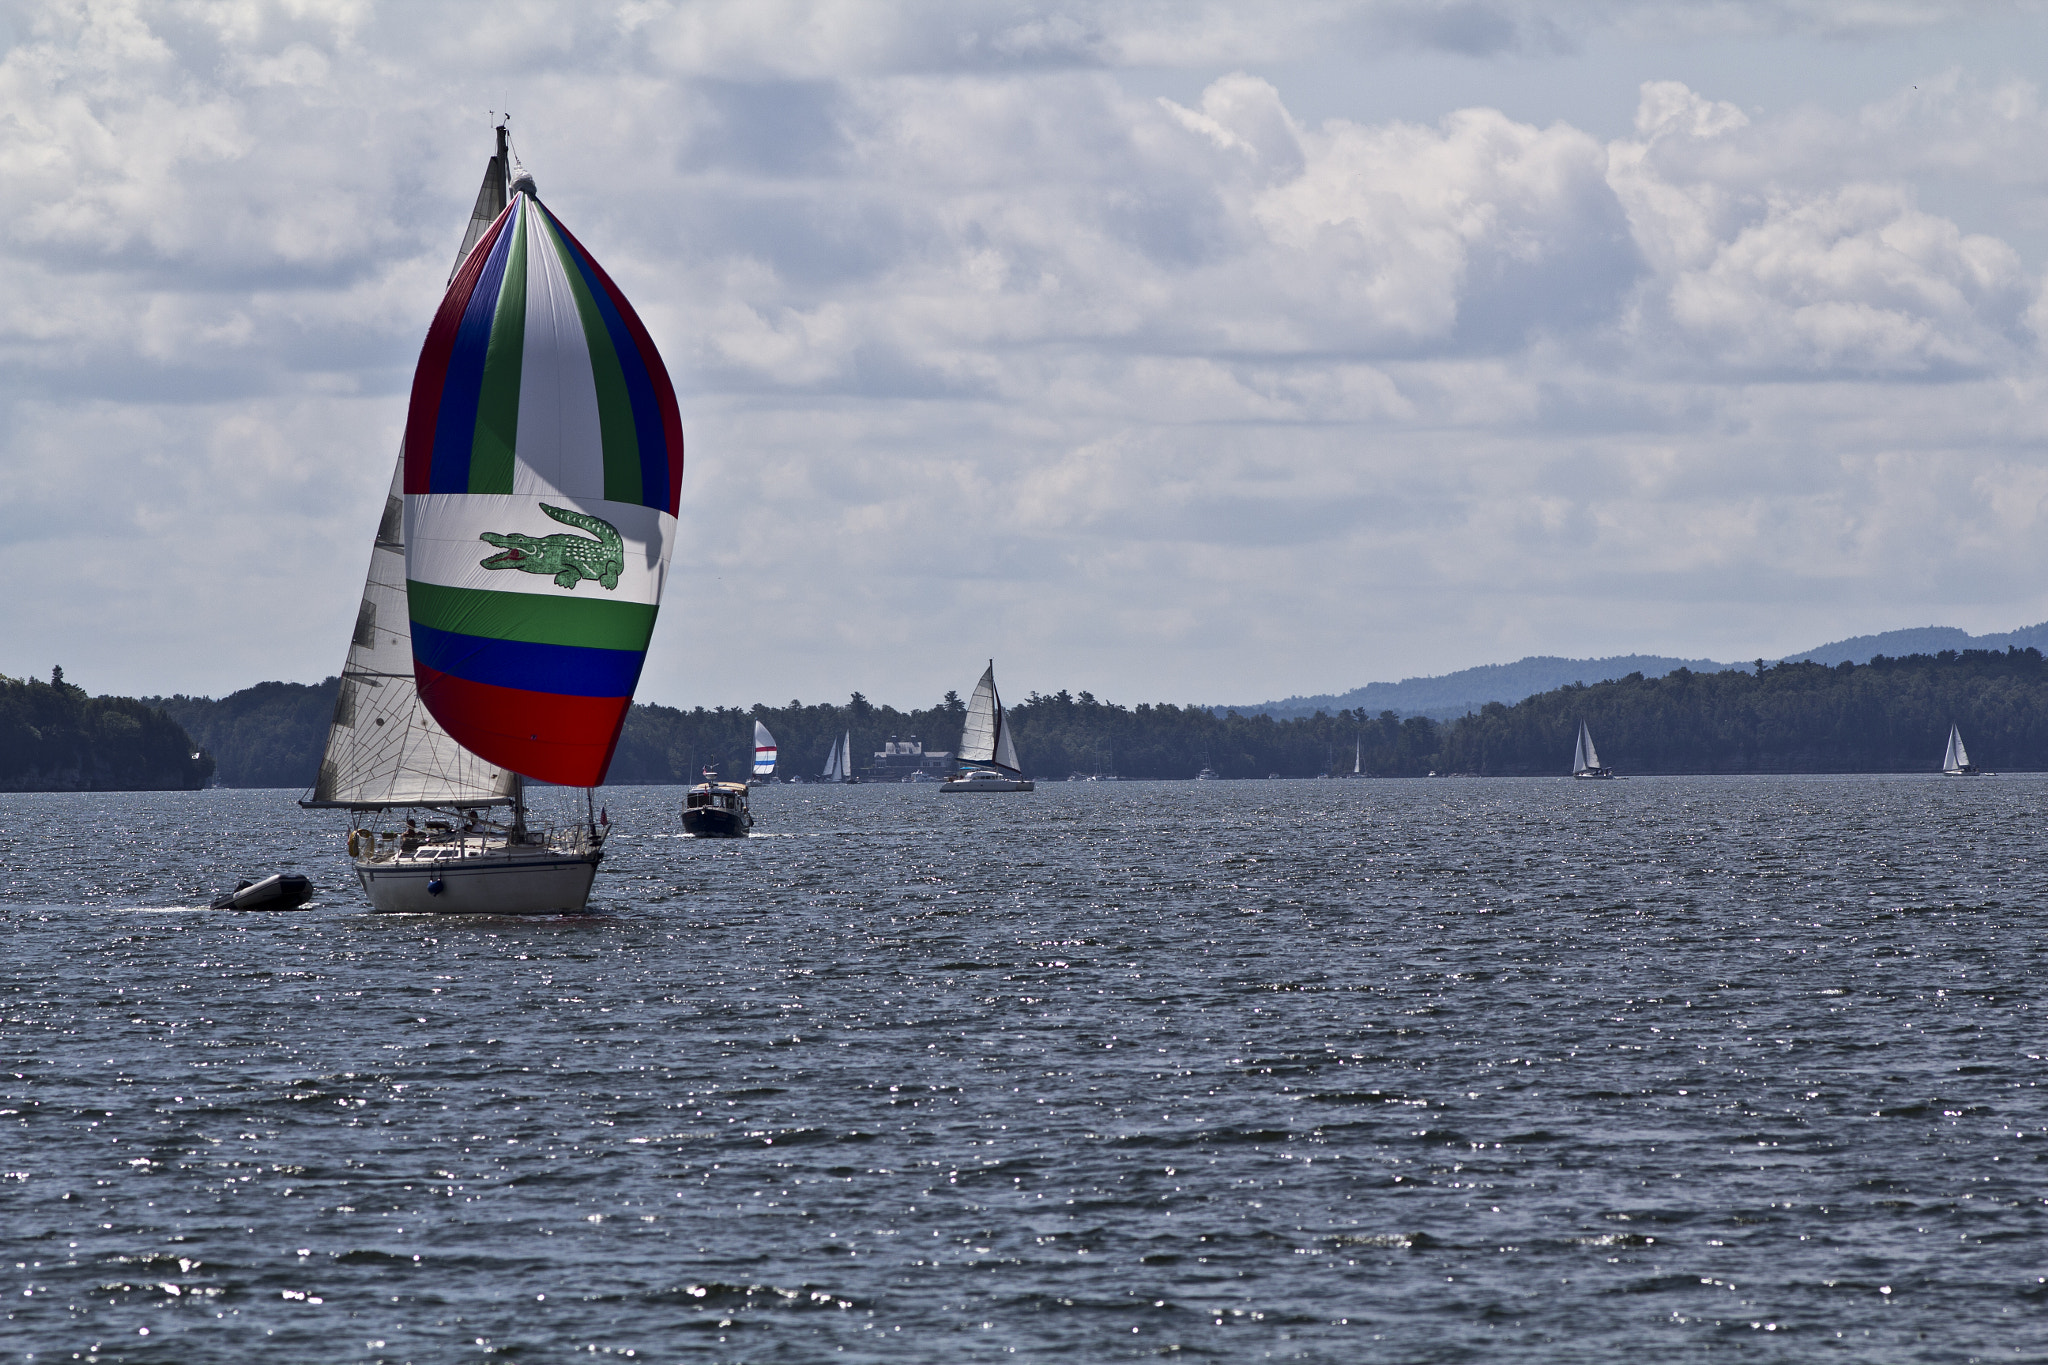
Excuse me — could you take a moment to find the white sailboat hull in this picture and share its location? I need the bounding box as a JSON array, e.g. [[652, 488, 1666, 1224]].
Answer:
[[940, 771, 1034, 792], [355, 847, 600, 914]]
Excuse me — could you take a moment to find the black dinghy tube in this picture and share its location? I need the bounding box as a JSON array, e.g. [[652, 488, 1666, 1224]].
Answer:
[[210, 873, 315, 911]]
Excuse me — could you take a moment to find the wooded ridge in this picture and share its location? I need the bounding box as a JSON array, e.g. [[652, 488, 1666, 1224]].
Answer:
[[0, 670, 214, 792], [112, 646, 2048, 787]]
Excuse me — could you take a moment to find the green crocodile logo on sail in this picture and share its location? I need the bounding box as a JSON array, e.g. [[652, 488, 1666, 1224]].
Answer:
[[478, 503, 624, 591]]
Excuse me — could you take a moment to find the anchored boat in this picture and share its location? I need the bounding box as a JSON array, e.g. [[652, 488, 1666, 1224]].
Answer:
[[301, 123, 683, 913]]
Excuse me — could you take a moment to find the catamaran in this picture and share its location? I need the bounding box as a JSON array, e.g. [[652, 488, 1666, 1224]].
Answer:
[[753, 720, 777, 782], [1570, 721, 1615, 780], [1940, 723, 1988, 776], [302, 124, 683, 913], [941, 662, 1033, 792]]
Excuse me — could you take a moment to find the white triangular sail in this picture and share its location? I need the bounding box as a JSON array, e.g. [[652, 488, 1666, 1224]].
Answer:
[[306, 453, 516, 808], [993, 709, 1021, 774], [841, 731, 853, 781], [754, 721, 777, 777], [1944, 724, 1969, 773], [820, 735, 840, 780], [1581, 725, 1601, 771], [959, 663, 1000, 766], [1354, 738, 1361, 774]]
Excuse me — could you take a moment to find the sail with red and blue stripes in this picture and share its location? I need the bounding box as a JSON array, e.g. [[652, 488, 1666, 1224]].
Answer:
[[401, 189, 682, 787]]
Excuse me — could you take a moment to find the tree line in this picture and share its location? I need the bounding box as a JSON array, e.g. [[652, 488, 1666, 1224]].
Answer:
[[0, 669, 214, 792], [47, 646, 2048, 791]]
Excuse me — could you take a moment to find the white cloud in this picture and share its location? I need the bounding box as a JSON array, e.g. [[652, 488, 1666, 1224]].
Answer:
[[1, 0, 2046, 710]]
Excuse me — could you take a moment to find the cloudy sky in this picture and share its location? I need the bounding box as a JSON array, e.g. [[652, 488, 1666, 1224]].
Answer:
[[6, 0, 2048, 709]]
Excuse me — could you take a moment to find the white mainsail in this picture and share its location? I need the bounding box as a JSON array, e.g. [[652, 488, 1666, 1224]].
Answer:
[[1944, 724, 1969, 773], [754, 721, 777, 778], [958, 661, 1023, 774], [305, 454, 516, 808]]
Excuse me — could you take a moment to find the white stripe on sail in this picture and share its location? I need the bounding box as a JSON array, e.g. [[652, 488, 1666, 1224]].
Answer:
[[404, 494, 672, 604], [514, 203, 606, 502]]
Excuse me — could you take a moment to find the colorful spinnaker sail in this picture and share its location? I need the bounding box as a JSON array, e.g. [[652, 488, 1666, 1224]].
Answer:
[[753, 721, 777, 778], [401, 186, 683, 786]]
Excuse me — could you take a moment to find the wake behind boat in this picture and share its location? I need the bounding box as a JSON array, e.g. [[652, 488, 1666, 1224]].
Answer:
[[941, 661, 1033, 792], [300, 123, 684, 913]]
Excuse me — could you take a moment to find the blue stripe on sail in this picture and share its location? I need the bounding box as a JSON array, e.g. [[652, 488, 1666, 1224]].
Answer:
[[410, 620, 645, 699], [429, 203, 521, 494], [558, 225, 670, 510]]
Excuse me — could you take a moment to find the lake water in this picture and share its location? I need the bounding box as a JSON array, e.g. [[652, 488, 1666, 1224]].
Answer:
[[2, 776, 2044, 1362]]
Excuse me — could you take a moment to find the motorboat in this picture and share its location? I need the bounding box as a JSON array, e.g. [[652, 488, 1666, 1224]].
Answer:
[[682, 781, 754, 836]]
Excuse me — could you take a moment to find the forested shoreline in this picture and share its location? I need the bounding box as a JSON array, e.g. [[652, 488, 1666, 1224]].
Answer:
[[0, 670, 213, 792], [111, 646, 2048, 789]]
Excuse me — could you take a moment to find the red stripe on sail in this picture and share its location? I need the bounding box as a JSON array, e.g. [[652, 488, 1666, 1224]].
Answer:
[[414, 662, 631, 787], [548, 217, 686, 515], [403, 205, 515, 496]]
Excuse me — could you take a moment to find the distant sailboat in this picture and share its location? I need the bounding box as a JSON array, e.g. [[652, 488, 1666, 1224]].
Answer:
[[753, 721, 777, 780], [941, 662, 1033, 792], [1570, 722, 1615, 780], [1940, 723, 1988, 776], [820, 731, 856, 783]]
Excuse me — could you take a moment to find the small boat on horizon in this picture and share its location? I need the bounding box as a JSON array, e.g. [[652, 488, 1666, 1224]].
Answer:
[[1941, 723, 1990, 776], [1570, 722, 1617, 780]]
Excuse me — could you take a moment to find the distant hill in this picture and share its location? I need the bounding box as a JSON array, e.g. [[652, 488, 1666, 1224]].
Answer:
[[1231, 620, 2048, 719]]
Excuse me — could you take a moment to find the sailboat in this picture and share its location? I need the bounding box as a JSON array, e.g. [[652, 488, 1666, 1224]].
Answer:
[[941, 662, 1033, 792], [302, 124, 683, 913], [1570, 721, 1615, 780], [820, 731, 857, 783], [1940, 723, 1988, 776], [753, 720, 777, 782]]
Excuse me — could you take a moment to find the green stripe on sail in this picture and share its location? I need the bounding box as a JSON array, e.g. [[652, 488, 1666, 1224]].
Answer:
[[468, 204, 528, 495], [406, 579, 658, 652], [537, 210, 641, 504]]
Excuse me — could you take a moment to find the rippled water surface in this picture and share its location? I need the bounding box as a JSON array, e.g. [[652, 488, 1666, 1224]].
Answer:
[[4, 777, 2046, 1362]]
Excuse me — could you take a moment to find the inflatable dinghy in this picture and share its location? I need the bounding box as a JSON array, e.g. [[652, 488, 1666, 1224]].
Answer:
[[211, 873, 314, 911]]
